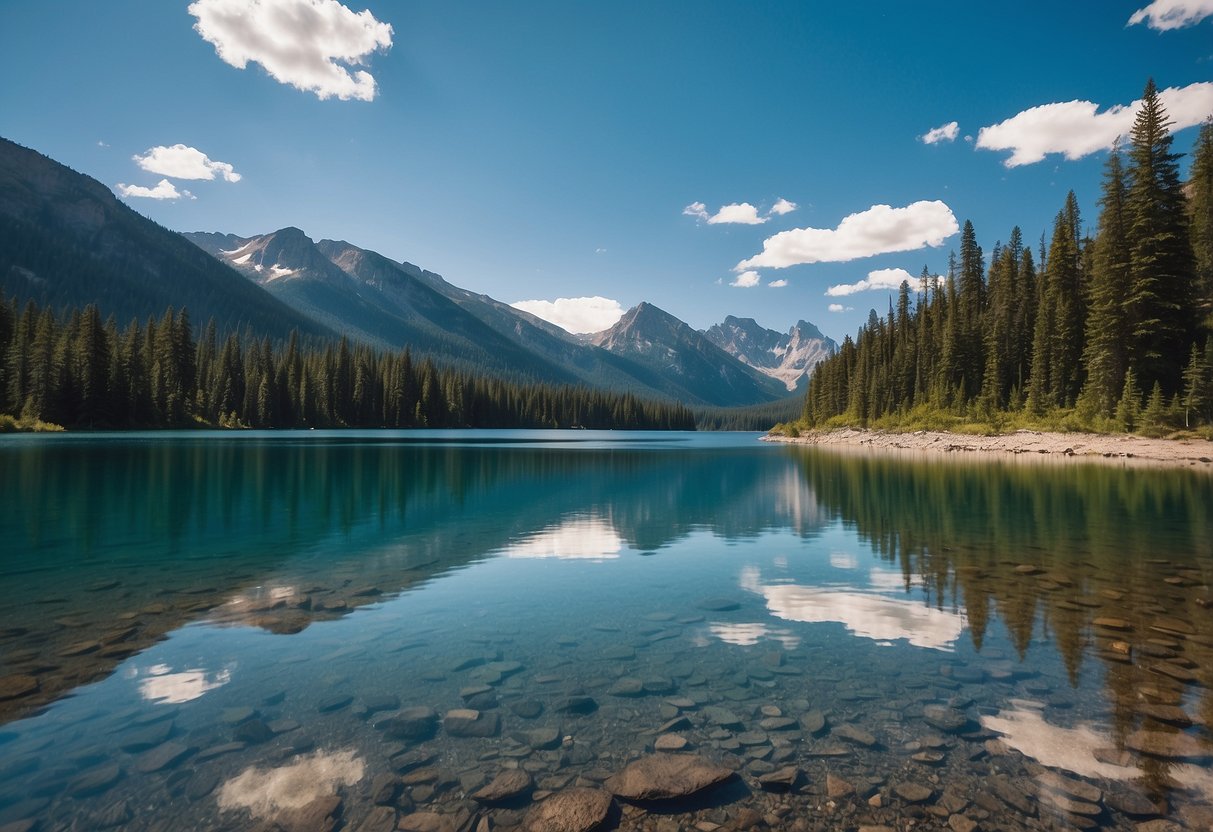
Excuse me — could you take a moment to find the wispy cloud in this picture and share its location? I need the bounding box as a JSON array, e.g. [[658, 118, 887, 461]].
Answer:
[[737, 201, 957, 270], [134, 144, 241, 182], [769, 198, 797, 216], [1128, 0, 1213, 29], [976, 81, 1213, 167], [827, 303, 853, 313], [769, 279, 788, 288], [685, 201, 765, 225], [188, 0, 393, 102], [730, 270, 761, 288], [684, 198, 798, 225], [826, 267, 919, 297], [510, 296, 624, 334], [920, 121, 959, 145], [116, 179, 194, 200]]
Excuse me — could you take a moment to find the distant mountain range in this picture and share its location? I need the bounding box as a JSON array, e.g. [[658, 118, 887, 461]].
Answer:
[[0, 139, 323, 341], [0, 136, 834, 408], [704, 316, 837, 392]]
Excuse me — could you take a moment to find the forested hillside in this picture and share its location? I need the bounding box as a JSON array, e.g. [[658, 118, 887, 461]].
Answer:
[[0, 297, 695, 431], [799, 81, 1213, 436]]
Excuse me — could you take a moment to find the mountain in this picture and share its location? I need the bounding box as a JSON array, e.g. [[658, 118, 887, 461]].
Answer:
[[590, 303, 788, 406], [0, 136, 798, 409], [704, 316, 837, 391], [0, 137, 324, 339], [189, 230, 787, 406]]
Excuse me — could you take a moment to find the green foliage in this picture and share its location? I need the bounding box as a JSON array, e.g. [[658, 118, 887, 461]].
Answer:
[[1190, 120, 1213, 326], [795, 82, 1209, 439], [1116, 367, 1141, 433], [0, 297, 697, 432]]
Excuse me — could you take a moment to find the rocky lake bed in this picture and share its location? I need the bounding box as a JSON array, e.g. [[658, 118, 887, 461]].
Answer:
[[1, 431, 1210, 831]]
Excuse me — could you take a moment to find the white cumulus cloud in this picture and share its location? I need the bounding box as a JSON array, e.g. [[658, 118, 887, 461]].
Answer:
[[188, 0, 393, 102], [920, 121, 959, 144], [737, 201, 958, 271], [134, 144, 242, 182], [711, 202, 766, 224], [976, 81, 1213, 167], [116, 179, 194, 200], [685, 199, 798, 225], [510, 296, 624, 334], [769, 198, 797, 216], [827, 303, 853, 313], [1129, 0, 1213, 29], [730, 270, 761, 288], [769, 279, 788, 288], [826, 267, 920, 297]]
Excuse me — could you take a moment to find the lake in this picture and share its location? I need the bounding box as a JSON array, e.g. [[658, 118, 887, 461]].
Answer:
[[0, 430, 1211, 832]]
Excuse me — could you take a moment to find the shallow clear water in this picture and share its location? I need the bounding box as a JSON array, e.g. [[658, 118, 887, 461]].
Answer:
[[0, 430, 1211, 831]]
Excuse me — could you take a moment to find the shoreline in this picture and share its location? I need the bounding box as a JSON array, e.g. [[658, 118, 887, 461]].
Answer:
[[763, 427, 1213, 469]]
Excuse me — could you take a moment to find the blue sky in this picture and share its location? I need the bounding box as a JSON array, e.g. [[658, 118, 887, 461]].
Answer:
[[2, 1, 1212, 340]]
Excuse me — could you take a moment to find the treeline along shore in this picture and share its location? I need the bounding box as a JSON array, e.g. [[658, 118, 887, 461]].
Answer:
[[792, 81, 1213, 442], [0, 296, 696, 432]]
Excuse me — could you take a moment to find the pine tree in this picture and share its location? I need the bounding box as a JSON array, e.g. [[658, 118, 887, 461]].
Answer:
[[1116, 366, 1141, 432], [1080, 148, 1132, 416], [1143, 381, 1166, 432], [956, 221, 985, 400], [1181, 343, 1209, 427], [1188, 119, 1213, 327], [1124, 79, 1196, 395]]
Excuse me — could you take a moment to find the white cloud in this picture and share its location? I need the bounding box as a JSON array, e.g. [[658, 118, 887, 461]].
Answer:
[[920, 121, 959, 144], [505, 516, 622, 560], [711, 202, 765, 224], [510, 296, 624, 334], [218, 750, 365, 820], [976, 81, 1213, 167], [188, 0, 393, 102], [730, 270, 761, 288], [769, 198, 797, 216], [1128, 0, 1213, 29], [768, 279, 788, 288], [134, 144, 242, 182], [827, 303, 853, 313], [737, 201, 958, 270], [116, 179, 194, 200], [826, 267, 920, 297], [685, 200, 793, 225], [97, 140, 110, 148], [757, 583, 966, 650]]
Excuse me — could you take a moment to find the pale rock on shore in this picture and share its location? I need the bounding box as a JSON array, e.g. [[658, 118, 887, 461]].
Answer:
[[763, 427, 1213, 469]]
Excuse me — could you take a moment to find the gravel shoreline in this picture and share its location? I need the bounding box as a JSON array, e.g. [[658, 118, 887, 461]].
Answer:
[[763, 427, 1213, 469]]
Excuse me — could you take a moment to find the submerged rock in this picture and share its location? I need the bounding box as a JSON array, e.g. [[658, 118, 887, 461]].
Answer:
[[1125, 730, 1209, 761], [833, 723, 876, 747], [523, 788, 613, 832], [558, 696, 598, 716], [893, 782, 933, 804], [757, 766, 801, 792], [381, 707, 439, 741], [444, 709, 500, 738], [606, 753, 733, 801], [697, 597, 742, 612], [473, 769, 534, 803], [922, 705, 972, 734]]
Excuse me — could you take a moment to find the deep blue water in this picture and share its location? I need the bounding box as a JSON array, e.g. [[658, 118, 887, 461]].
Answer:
[[0, 430, 1210, 831]]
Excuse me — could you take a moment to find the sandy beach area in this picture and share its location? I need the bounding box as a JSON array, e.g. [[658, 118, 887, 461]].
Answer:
[[763, 427, 1213, 469]]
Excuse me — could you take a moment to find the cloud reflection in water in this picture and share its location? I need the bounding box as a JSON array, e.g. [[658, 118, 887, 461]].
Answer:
[[504, 515, 623, 560], [137, 663, 232, 704]]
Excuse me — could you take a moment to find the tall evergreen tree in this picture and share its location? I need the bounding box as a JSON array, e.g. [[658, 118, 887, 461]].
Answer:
[[1124, 78, 1196, 395], [1080, 149, 1133, 416], [1189, 119, 1213, 327]]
